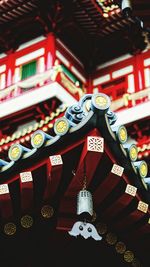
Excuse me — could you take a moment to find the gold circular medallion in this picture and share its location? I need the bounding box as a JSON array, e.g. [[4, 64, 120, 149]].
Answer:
[[33, 133, 43, 146], [41, 205, 54, 219], [124, 250, 134, 263], [56, 121, 67, 133], [9, 145, 21, 160], [118, 126, 127, 143], [96, 222, 107, 235], [139, 161, 148, 178], [95, 96, 107, 107], [54, 118, 69, 135], [106, 232, 117, 245], [129, 145, 138, 161], [115, 241, 126, 254], [21, 215, 33, 229], [4, 222, 16, 236]]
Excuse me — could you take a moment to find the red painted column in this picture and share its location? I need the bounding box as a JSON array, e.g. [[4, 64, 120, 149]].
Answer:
[[6, 53, 15, 87], [45, 33, 56, 70]]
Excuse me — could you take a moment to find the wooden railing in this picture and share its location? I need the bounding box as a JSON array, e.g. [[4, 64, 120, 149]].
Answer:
[[111, 87, 150, 111]]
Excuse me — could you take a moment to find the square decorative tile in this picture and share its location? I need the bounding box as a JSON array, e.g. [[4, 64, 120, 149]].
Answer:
[[20, 172, 33, 183], [50, 155, 63, 166], [0, 184, 9, 194], [137, 201, 148, 213], [111, 164, 124, 176], [125, 184, 137, 196], [87, 136, 104, 152]]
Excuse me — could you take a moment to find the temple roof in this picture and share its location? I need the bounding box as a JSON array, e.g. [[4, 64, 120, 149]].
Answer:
[[0, 0, 150, 67], [0, 93, 149, 266]]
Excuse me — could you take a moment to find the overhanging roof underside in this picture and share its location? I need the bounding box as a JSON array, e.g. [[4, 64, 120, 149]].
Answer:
[[0, 93, 149, 266]]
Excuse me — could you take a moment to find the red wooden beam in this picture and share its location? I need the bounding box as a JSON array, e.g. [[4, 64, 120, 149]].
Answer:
[[113, 201, 149, 231], [94, 163, 124, 206], [129, 216, 150, 240], [64, 131, 104, 199], [20, 171, 34, 213], [0, 184, 13, 221], [101, 183, 137, 220], [43, 155, 63, 202]]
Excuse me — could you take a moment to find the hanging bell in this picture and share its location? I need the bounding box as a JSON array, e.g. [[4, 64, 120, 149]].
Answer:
[[77, 190, 93, 219], [69, 189, 102, 241]]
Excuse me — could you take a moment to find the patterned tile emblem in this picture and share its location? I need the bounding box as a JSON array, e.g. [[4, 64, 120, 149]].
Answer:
[[125, 184, 137, 196], [50, 155, 63, 166], [87, 136, 104, 152], [137, 201, 148, 213], [20, 172, 33, 183], [111, 164, 124, 176], [0, 184, 9, 194]]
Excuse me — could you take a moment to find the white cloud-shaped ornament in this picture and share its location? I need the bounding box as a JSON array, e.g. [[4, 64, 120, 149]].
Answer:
[[68, 221, 102, 241]]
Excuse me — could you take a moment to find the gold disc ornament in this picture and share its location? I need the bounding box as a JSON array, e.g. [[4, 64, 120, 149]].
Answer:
[[41, 205, 54, 219], [115, 241, 126, 254], [124, 250, 134, 263], [4, 222, 16, 236], [21, 215, 33, 229]]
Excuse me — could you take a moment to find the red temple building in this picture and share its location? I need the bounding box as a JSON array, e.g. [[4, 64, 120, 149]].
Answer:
[[0, 1, 150, 267]]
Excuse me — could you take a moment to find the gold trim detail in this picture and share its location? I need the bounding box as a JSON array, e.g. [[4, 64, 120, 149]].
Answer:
[[0, 105, 67, 146], [60, 72, 84, 98]]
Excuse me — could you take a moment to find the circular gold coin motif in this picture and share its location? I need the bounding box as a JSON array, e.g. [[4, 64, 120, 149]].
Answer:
[[10, 146, 20, 159], [41, 205, 54, 219], [33, 133, 43, 146], [129, 145, 138, 161], [95, 96, 107, 107], [106, 232, 117, 245], [118, 126, 127, 143], [139, 161, 148, 178], [56, 120, 68, 133], [96, 222, 107, 235], [124, 250, 134, 263], [21, 215, 33, 229], [115, 241, 126, 254], [4, 222, 16, 236]]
